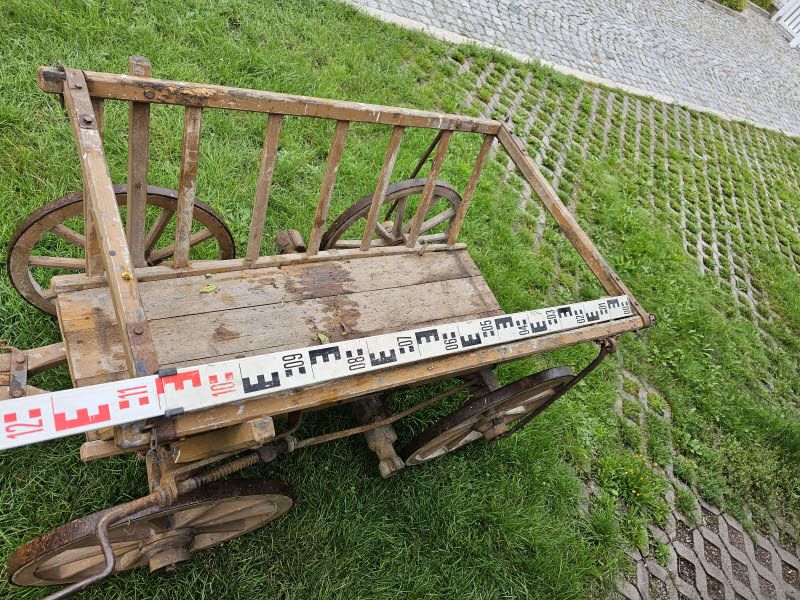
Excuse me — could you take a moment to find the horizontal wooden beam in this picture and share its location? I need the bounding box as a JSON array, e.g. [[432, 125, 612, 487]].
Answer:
[[170, 315, 643, 439], [51, 244, 468, 293], [38, 67, 501, 134]]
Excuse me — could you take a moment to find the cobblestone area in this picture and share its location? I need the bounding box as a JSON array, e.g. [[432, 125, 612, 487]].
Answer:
[[614, 367, 800, 600], [345, 0, 800, 136], [450, 50, 800, 345], [444, 49, 800, 599]]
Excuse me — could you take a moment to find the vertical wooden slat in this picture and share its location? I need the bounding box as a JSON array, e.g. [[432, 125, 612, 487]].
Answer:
[[308, 120, 350, 255], [83, 97, 105, 276], [405, 130, 452, 247], [361, 126, 405, 251], [446, 134, 493, 245], [126, 56, 152, 268], [62, 67, 159, 377], [173, 106, 203, 268], [246, 114, 284, 260]]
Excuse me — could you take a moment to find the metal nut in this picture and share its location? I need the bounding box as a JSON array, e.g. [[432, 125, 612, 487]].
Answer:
[[11, 390, 23, 398], [144, 89, 155, 99]]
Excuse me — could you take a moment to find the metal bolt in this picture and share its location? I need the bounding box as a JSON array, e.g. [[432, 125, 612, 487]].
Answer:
[[133, 326, 144, 335], [80, 114, 94, 126], [14, 354, 25, 364], [144, 89, 155, 99], [121, 271, 133, 281], [11, 390, 23, 398]]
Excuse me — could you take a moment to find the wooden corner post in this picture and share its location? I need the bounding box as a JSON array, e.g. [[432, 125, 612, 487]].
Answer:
[[61, 66, 160, 378]]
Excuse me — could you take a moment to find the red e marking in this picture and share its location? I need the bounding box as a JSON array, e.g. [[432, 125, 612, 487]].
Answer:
[[156, 370, 202, 395]]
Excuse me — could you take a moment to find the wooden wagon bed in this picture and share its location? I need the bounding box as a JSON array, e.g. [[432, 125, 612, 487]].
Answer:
[[57, 248, 500, 387]]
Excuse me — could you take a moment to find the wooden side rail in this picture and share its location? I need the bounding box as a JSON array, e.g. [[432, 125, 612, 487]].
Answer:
[[37, 67, 500, 134], [42, 61, 650, 331]]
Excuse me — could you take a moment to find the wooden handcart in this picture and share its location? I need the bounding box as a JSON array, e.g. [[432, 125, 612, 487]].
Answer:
[[1, 58, 653, 598]]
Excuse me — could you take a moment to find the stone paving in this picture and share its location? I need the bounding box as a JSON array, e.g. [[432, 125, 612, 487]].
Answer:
[[442, 48, 800, 599], [344, 0, 800, 136], [613, 367, 800, 600]]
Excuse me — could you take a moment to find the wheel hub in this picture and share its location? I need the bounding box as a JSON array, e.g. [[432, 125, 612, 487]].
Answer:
[[140, 529, 194, 572]]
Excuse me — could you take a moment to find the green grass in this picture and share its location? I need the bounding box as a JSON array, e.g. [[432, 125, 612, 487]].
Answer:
[[0, 0, 799, 598]]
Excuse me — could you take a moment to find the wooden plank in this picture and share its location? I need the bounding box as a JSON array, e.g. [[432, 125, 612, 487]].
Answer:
[[173, 106, 203, 268], [0, 343, 65, 375], [361, 126, 404, 251], [307, 120, 350, 255], [61, 67, 159, 378], [51, 243, 467, 293], [60, 275, 499, 372], [28, 256, 84, 269], [496, 125, 652, 327], [447, 134, 493, 245], [38, 67, 501, 135], [171, 316, 641, 439], [126, 56, 152, 268], [84, 98, 104, 276], [246, 114, 283, 260], [64, 249, 482, 321], [172, 417, 275, 463], [405, 130, 453, 247]]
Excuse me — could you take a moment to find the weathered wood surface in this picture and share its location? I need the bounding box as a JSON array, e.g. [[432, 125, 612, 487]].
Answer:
[[171, 315, 640, 439], [57, 250, 498, 385], [173, 106, 203, 268], [308, 120, 350, 255], [361, 125, 404, 250], [406, 130, 452, 247], [51, 244, 467, 293], [447, 134, 493, 245], [126, 56, 152, 268], [38, 67, 500, 134], [84, 98, 104, 276], [61, 67, 159, 378], [497, 125, 652, 326], [246, 114, 283, 260]]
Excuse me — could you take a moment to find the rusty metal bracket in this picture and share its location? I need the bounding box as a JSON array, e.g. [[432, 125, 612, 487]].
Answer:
[[0, 343, 29, 399]]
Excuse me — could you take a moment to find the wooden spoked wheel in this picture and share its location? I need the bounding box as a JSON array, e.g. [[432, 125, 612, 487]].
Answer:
[[7, 184, 235, 314], [320, 178, 462, 250], [400, 367, 575, 466], [7, 479, 293, 587]]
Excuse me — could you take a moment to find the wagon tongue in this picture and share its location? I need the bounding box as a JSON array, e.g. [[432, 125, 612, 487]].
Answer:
[[0, 296, 632, 450]]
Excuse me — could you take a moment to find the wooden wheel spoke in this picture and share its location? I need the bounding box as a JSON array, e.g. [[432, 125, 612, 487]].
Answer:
[[392, 198, 407, 238], [373, 222, 396, 243], [187, 498, 268, 528], [28, 256, 85, 270], [148, 228, 213, 263], [37, 540, 140, 580], [144, 207, 174, 255], [169, 503, 219, 530], [51, 224, 86, 248], [418, 207, 456, 234]]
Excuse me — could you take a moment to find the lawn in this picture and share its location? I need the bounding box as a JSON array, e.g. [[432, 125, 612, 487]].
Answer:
[[0, 0, 798, 598]]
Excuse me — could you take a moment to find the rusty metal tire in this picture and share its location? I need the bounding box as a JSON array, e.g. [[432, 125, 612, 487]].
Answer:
[[7, 185, 235, 315], [7, 478, 293, 587], [399, 366, 575, 466], [320, 178, 462, 250]]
